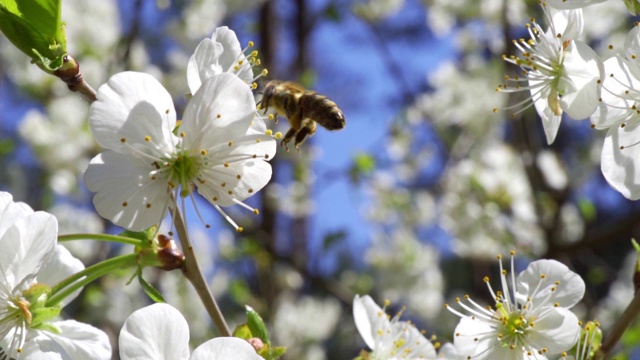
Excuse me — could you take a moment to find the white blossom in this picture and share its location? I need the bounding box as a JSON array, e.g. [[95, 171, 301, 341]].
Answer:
[[84, 71, 275, 231], [446, 256, 584, 359], [0, 192, 110, 359], [119, 303, 263, 360], [499, 5, 603, 144], [354, 294, 436, 359]]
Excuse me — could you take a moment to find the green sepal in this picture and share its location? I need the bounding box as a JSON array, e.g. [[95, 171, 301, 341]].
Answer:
[[138, 272, 166, 303], [0, 0, 67, 72], [32, 321, 61, 334], [30, 306, 62, 328], [121, 227, 157, 246], [232, 323, 252, 339]]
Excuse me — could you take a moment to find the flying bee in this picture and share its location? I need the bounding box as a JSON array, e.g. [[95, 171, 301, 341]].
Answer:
[[259, 80, 346, 151]]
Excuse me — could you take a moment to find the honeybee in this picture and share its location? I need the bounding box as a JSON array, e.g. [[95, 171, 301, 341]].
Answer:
[[259, 80, 346, 151]]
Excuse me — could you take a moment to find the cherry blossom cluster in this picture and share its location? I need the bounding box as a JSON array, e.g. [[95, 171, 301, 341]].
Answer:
[[498, 0, 640, 201]]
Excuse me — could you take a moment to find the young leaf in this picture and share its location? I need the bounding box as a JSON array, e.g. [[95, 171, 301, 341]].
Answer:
[[0, 0, 67, 72], [138, 273, 166, 303]]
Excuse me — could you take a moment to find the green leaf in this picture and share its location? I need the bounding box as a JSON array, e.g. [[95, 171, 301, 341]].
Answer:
[[269, 346, 287, 359], [246, 306, 269, 344], [323, 230, 347, 250], [0, 0, 67, 72], [350, 152, 376, 182], [138, 273, 166, 303], [624, 0, 640, 15], [577, 197, 597, 221]]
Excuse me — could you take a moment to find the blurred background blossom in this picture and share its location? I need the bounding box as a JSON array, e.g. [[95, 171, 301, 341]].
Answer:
[[2, 0, 640, 358]]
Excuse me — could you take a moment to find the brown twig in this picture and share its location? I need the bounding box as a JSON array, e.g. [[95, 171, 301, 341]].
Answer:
[[53, 54, 97, 102], [172, 204, 231, 336]]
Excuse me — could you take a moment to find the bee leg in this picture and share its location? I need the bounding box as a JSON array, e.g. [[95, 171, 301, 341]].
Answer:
[[293, 119, 317, 151], [281, 127, 298, 152]]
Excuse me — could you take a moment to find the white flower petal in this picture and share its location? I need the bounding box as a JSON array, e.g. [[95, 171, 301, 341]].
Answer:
[[116, 101, 180, 160], [546, 0, 607, 9], [84, 151, 170, 231], [119, 303, 190, 360], [591, 56, 638, 129], [352, 295, 380, 350], [0, 192, 33, 238], [0, 211, 57, 289], [213, 27, 254, 84], [559, 41, 602, 120], [532, 92, 562, 145], [189, 337, 262, 360], [29, 320, 112, 360], [453, 317, 501, 360], [516, 259, 585, 308], [601, 122, 640, 199], [198, 159, 272, 207], [187, 39, 224, 95], [552, 9, 583, 40], [36, 246, 85, 306], [89, 72, 176, 151], [526, 308, 580, 353], [181, 73, 256, 151]]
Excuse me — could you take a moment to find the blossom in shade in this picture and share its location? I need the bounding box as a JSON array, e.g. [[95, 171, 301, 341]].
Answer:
[[595, 26, 640, 199], [353, 294, 436, 359], [0, 192, 111, 359]]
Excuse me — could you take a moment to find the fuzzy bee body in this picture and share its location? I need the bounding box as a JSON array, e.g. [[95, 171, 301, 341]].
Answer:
[[259, 80, 346, 151]]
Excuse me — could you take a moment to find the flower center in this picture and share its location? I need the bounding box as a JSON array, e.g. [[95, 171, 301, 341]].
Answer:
[[166, 150, 202, 197]]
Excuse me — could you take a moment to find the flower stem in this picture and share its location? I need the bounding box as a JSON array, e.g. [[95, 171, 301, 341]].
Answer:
[[595, 289, 640, 359], [47, 253, 138, 306], [171, 205, 231, 336], [58, 233, 144, 246], [53, 54, 97, 102]]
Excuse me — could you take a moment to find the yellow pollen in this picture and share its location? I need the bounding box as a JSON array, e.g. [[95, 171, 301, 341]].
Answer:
[[224, 162, 230, 168], [253, 209, 259, 215], [262, 69, 268, 76], [236, 227, 244, 232], [201, 150, 207, 155], [228, 141, 233, 147], [275, 132, 283, 139], [236, 175, 241, 179], [265, 129, 273, 136], [248, 41, 254, 47], [180, 131, 186, 137], [256, 138, 262, 143], [248, 188, 254, 193], [217, 114, 222, 118], [144, 136, 151, 142], [120, 137, 126, 143]]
